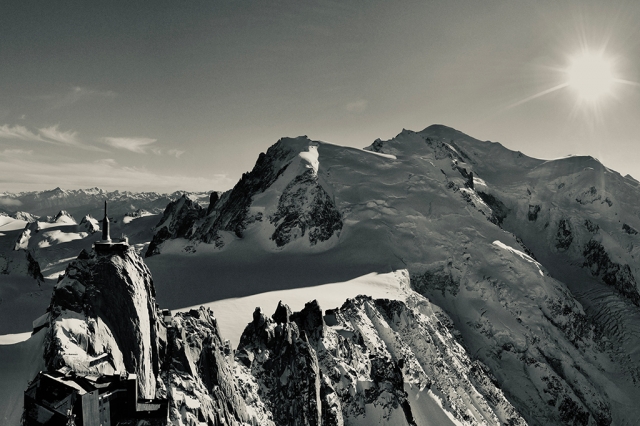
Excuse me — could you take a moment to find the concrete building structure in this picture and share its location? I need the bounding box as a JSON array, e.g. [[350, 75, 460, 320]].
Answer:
[[24, 369, 168, 425]]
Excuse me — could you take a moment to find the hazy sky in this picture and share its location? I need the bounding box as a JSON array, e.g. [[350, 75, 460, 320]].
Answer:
[[1, 0, 639, 192]]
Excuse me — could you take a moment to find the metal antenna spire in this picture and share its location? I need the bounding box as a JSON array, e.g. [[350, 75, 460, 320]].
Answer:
[[102, 200, 111, 241]]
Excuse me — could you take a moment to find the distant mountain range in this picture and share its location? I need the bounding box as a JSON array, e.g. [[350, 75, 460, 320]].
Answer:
[[0, 187, 213, 219]]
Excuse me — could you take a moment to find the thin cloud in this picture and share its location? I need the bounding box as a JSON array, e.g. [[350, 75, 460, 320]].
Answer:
[[346, 99, 367, 113], [0, 198, 22, 207], [102, 137, 184, 157], [167, 149, 185, 158], [52, 86, 117, 109], [38, 125, 80, 146], [0, 157, 234, 193], [0, 149, 33, 157], [0, 123, 105, 151], [71, 86, 116, 98], [103, 137, 158, 153], [94, 158, 118, 167], [0, 124, 44, 142]]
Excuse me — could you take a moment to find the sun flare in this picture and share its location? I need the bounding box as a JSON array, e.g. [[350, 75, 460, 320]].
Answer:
[[566, 51, 616, 102]]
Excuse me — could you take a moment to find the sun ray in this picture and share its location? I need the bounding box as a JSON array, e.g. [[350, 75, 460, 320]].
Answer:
[[615, 78, 640, 87], [506, 82, 570, 110]]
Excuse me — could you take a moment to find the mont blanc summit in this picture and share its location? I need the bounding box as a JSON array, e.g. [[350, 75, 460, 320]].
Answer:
[[2, 125, 640, 425]]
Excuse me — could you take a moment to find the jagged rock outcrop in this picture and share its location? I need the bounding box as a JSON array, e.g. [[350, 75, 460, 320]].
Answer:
[[237, 296, 526, 425], [194, 140, 300, 246], [161, 307, 273, 425], [78, 214, 100, 234], [146, 195, 206, 256], [146, 138, 343, 254], [555, 218, 573, 251], [12, 211, 38, 222], [270, 169, 342, 247], [206, 191, 220, 216], [32, 244, 277, 424], [582, 239, 640, 305], [44, 247, 161, 398], [51, 210, 76, 224], [14, 222, 35, 250]]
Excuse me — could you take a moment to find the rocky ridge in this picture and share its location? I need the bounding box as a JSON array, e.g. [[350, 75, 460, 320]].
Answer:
[[237, 295, 525, 425], [32, 244, 530, 425], [146, 139, 343, 254]]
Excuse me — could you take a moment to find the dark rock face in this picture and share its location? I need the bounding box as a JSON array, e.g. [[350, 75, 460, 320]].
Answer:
[[528, 204, 541, 221], [411, 266, 459, 296], [456, 166, 474, 189], [556, 218, 573, 251], [622, 223, 638, 235], [161, 307, 265, 425], [205, 191, 220, 216], [584, 219, 599, 233], [195, 140, 299, 245], [583, 240, 640, 306], [367, 138, 385, 153], [270, 170, 343, 247], [575, 186, 613, 207], [25, 250, 44, 282], [145, 195, 205, 256], [477, 191, 509, 226]]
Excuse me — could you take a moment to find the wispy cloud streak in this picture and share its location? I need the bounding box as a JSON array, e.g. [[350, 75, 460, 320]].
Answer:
[[103, 137, 158, 153], [0, 123, 105, 151], [103, 136, 186, 157], [38, 125, 80, 146], [346, 99, 367, 113], [0, 124, 44, 142], [0, 157, 232, 193]]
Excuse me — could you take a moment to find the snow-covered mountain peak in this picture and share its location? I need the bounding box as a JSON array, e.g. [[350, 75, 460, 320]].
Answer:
[[51, 210, 76, 224], [139, 124, 640, 424]]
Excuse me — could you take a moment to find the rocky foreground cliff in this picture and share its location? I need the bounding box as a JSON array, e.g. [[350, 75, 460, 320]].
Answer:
[[33, 246, 530, 425]]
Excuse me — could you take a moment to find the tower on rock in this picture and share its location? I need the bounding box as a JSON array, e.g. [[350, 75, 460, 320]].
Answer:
[[95, 200, 129, 255]]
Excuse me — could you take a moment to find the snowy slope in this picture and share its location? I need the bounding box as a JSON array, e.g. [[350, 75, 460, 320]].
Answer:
[[178, 270, 413, 349], [0, 330, 46, 425]]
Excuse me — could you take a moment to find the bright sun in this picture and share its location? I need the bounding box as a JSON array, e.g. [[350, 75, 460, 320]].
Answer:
[[566, 51, 616, 102]]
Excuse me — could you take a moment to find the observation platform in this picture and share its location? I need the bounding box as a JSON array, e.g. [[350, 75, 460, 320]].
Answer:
[[94, 238, 130, 255]]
